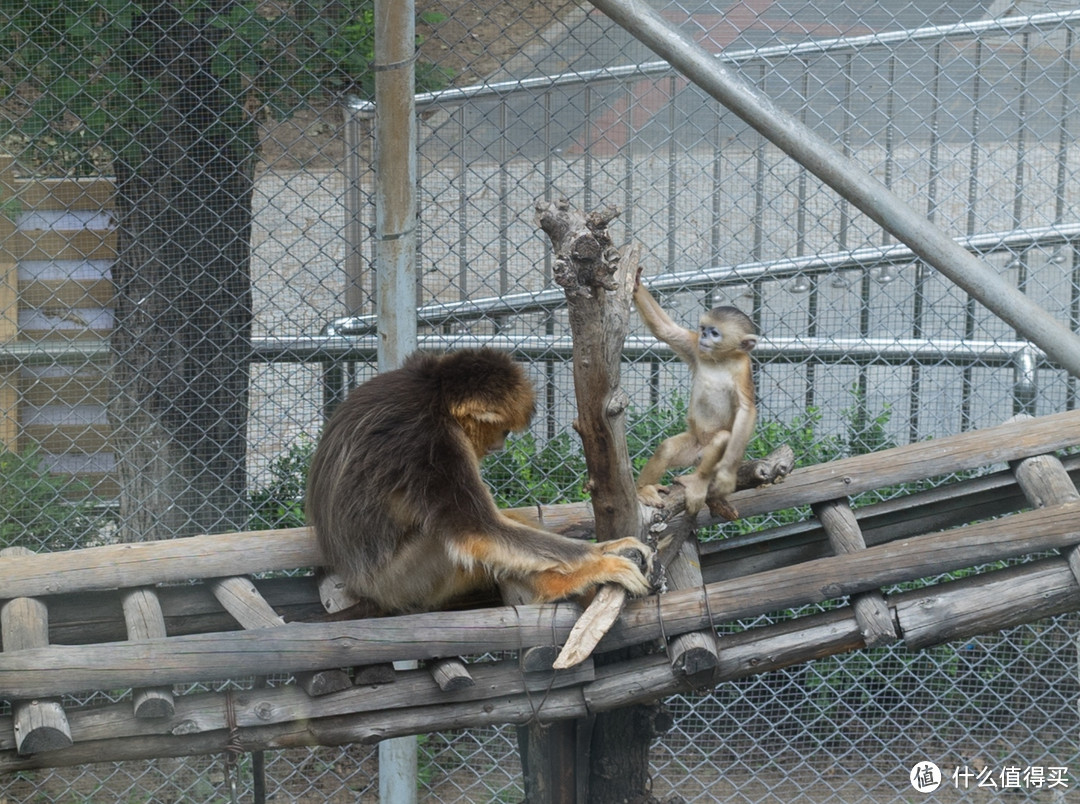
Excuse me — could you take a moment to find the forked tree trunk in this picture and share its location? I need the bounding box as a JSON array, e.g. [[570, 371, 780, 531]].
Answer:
[[534, 199, 667, 804], [110, 2, 254, 542]]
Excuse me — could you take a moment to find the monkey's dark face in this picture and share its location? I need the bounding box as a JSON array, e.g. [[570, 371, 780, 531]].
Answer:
[[483, 429, 512, 456], [459, 415, 519, 460]]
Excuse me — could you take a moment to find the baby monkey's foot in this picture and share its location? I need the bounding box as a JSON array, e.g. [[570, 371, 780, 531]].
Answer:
[[636, 483, 668, 508]]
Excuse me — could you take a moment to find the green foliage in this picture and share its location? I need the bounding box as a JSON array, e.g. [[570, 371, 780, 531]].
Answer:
[[251, 388, 898, 521], [842, 385, 896, 456], [247, 437, 316, 530], [626, 394, 690, 475], [319, 4, 451, 99], [0, 448, 100, 550], [484, 431, 590, 507], [1, 0, 451, 172]]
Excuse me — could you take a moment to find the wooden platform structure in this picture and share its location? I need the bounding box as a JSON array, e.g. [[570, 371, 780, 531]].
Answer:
[[2, 409, 1080, 772]]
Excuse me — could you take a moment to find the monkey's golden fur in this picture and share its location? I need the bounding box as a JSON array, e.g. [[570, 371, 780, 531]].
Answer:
[[306, 348, 653, 614]]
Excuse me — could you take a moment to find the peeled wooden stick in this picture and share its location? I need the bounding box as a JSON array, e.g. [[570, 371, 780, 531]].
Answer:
[[552, 585, 628, 669]]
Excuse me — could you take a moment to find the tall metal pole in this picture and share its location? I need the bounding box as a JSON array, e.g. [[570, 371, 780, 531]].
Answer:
[[373, 0, 419, 800], [590, 0, 1080, 379], [374, 0, 418, 370]]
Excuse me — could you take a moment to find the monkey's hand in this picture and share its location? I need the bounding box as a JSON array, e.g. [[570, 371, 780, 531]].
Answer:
[[636, 483, 668, 509], [676, 472, 711, 517], [597, 537, 656, 597], [710, 468, 738, 498]]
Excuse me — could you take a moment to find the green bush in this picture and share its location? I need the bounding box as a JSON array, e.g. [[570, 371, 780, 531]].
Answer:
[[484, 430, 590, 507], [0, 448, 100, 550], [248, 437, 316, 530], [252, 390, 898, 523]]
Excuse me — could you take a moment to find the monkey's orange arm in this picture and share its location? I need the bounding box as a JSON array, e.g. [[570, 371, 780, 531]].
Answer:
[[633, 284, 697, 364]]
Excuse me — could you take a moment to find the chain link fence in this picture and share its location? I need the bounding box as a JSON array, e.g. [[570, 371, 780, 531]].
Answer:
[[2, 0, 1080, 800]]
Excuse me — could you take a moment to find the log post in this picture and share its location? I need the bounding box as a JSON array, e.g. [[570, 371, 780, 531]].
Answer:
[[1007, 412, 1080, 591], [811, 499, 898, 647], [534, 199, 645, 543], [664, 538, 721, 685], [0, 547, 73, 754], [120, 587, 176, 717], [1009, 451, 1080, 584]]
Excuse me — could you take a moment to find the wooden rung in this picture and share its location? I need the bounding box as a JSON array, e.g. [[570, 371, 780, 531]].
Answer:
[[1, 546, 74, 754], [120, 587, 175, 718], [210, 576, 286, 629], [1011, 451, 1080, 587], [211, 576, 352, 696], [664, 538, 720, 686], [429, 658, 476, 692], [317, 571, 357, 615], [812, 500, 898, 648]]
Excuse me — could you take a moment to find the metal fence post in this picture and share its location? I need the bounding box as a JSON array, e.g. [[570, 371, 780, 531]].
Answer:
[[1013, 344, 1040, 417]]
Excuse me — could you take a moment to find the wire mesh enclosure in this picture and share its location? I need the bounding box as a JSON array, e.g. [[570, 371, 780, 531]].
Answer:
[[2, 0, 1080, 800]]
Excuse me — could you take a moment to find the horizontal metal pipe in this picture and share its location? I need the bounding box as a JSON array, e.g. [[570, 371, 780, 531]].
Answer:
[[325, 223, 1080, 334], [0, 335, 1043, 370], [344, 9, 1080, 113], [588, 0, 1080, 378]]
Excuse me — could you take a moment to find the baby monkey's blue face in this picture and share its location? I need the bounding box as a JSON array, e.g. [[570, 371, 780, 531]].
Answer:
[[698, 308, 758, 362]]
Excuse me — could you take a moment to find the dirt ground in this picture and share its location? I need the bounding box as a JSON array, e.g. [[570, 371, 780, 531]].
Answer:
[[415, 0, 572, 85]]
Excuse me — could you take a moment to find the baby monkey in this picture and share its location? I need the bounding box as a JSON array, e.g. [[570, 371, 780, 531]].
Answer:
[[633, 275, 758, 517]]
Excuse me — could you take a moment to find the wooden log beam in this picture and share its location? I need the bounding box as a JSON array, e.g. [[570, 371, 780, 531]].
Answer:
[[0, 655, 598, 762], [3, 550, 1080, 771], [894, 557, 1080, 650], [614, 499, 1080, 648], [701, 459, 1063, 582], [0, 608, 859, 770], [21, 454, 1080, 650], [0, 527, 319, 600], [512, 411, 1080, 542], [4, 500, 1080, 699], [0, 412, 1077, 605], [724, 408, 1080, 519]]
